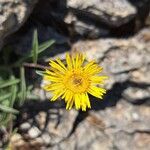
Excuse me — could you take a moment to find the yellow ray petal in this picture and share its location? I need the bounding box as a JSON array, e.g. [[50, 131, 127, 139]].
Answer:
[[76, 53, 85, 68], [64, 91, 74, 109], [84, 93, 91, 108], [43, 83, 64, 91], [45, 69, 63, 78], [80, 93, 91, 111], [66, 53, 73, 69], [84, 61, 103, 75], [49, 60, 66, 73], [66, 99, 74, 110], [75, 53, 79, 69], [51, 89, 65, 101], [56, 58, 67, 70], [74, 94, 81, 110], [63, 90, 73, 102], [80, 94, 85, 108], [72, 55, 76, 68], [84, 61, 95, 70], [90, 76, 108, 84], [88, 86, 106, 99], [44, 75, 61, 82]]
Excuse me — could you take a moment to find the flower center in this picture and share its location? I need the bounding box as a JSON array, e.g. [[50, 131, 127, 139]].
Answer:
[[72, 77, 82, 86], [64, 72, 90, 93]]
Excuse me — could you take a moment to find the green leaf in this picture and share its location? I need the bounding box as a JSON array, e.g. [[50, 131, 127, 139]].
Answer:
[[0, 79, 20, 89], [14, 39, 55, 67], [0, 76, 18, 126], [19, 66, 26, 106], [30, 40, 55, 57], [38, 39, 55, 54], [35, 70, 45, 76], [0, 113, 10, 126], [0, 104, 19, 114], [32, 29, 38, 64], [0, 93, 11, 102], [9, 77, 18, 107]]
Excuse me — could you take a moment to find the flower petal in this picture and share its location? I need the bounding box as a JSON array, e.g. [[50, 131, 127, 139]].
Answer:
[[43, 83, 64, 91], [74, 94, 81, 110], [88, 86, 106, 99], [51, 89, 66, 101], [81, 93, 91, 111], [56, 58, 67, 70], [84, 61, 103, 75], [49, 60, 66, 73], [66, 53, 73, 69], [90, 76, 108, 84]]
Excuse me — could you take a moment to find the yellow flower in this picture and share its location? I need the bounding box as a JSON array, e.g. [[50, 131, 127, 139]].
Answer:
[[43, 53, 108, 111]]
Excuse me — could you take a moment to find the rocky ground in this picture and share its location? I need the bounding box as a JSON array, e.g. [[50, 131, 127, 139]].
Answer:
[[0, 0, 150, 150]]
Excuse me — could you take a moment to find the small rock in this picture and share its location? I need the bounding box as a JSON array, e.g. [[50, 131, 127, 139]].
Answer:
[[9, 134, 43, 150], [35, 111, 47, 129], [28, 127, 41, 138], [20, 122, 31, 131], [41, 133, 51, 145]]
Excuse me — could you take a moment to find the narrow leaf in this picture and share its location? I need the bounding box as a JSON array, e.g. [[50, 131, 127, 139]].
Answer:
[[0, 93, 11, 102], [19, 66, 26, 105], [0, 79, 20, 89], [30, 40, 55, 57], [9, 77, 17, 107], [32, 29, 38, 64], [0, 104, 19, 114], [35, 70, 45, 76], [38, 40, 55, 53], [14, 39, 55, 66]]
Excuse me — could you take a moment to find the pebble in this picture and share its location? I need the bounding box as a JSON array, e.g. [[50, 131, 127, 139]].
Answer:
[[28, 127, 41, 138]]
